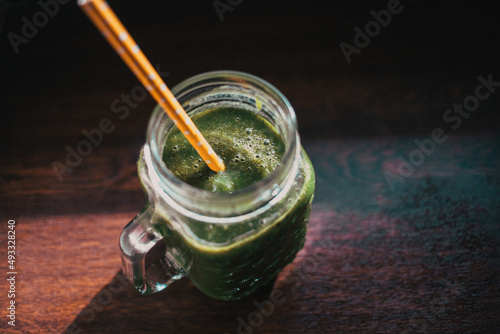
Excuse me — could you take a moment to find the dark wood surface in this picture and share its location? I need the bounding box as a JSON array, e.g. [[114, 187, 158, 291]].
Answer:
[[1, 1, 499, 333]]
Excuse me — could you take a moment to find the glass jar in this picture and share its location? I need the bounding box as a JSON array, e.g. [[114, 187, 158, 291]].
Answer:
[[120, 71, 315, 300]]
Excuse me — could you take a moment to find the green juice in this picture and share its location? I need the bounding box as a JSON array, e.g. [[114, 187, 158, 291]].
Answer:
[[151, 107, 315, 300]]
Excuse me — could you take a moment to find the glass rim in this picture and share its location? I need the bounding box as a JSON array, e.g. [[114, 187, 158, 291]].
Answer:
[[145, 70, 300, 217]]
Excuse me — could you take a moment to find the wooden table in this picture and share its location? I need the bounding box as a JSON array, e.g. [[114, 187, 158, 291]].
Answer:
[[1, 1, 499, 333]]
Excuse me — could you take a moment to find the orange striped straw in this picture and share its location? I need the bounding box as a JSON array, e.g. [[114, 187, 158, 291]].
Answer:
[[78, 0, 225, 172]]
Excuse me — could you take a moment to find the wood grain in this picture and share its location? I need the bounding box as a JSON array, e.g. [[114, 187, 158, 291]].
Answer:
[[1, 1, 499, 333], [1, 135, 499, 333]]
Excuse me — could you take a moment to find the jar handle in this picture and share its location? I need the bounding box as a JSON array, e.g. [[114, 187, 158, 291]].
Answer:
[[120, 204, 184, 294]]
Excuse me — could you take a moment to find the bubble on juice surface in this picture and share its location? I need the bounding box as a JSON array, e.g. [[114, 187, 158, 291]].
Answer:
[[173, 145, 179, 151], [263, 139, 270, 146], [246, 128, 252, 134]]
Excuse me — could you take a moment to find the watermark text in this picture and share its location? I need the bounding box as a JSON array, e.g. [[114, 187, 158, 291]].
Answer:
[[6, 220, 17, 327], [339, 0, 410, 64], [385, 73, 499, 191], [51, 65, 168, 182], [7, 0, 71, 54]]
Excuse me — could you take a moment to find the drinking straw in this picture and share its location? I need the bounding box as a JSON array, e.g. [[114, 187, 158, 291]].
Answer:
[[78, 0, 225, 172]]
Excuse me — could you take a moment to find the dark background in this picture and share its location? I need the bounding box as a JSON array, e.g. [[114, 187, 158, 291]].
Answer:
[[1, 0, 499, 333], [1, 0, 499, 214], [2, 0, 500, 142]]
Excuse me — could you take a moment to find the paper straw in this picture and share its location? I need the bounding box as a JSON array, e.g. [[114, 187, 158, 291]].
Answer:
[[78, 0, 225, 172]]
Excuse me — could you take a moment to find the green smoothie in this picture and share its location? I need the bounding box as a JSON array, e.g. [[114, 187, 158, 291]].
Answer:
[[153, 106, 315, 300], [163, 107, 285, 192]]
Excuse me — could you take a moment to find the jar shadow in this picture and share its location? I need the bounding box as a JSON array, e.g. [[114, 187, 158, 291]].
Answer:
[[64, 270, 278, 333]]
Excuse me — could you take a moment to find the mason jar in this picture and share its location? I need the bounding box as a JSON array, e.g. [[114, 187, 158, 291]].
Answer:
[[120, 70, 315, 300]]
